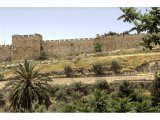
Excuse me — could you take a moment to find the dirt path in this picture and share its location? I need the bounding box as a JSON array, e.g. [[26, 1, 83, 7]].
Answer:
[[49, 74, 155, 85], [0, 74, 155, 90], [106, 52, 160, 58]]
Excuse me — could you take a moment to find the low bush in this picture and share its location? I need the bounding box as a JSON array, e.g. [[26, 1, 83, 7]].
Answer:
[[92, 62, 104, 75], [93, 42, 102, 52], [70, 91, 84, 100], [50, 85, 62, 96], [151, 73, 160, 107], [110, 97, 136, 112], [55, 89, 67, 101], [64, 65, 73, 77], [36, 52, 48, 61], [118, 81, 134, 98], [67, 82, 89, 95], [0, 93, 5, 107], [0, 73, 4, 81], [110, 60, 121, 74], [88, 89, 109, 112], [92, 79, 110, 91]]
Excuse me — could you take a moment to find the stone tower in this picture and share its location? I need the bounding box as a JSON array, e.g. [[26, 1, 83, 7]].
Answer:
[[12, 33, 42, 60]]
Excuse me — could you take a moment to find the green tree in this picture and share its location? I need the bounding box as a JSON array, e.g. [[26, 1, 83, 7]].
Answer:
[[118, 7, 160, 49], [88, 89, 109, 112], [6, 60, 52, 112], [94, 42, 102, 52], [151, 73, 160, 107]]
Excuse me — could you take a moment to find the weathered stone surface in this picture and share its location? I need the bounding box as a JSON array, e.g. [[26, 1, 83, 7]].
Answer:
[[0, 33, 144, 61]]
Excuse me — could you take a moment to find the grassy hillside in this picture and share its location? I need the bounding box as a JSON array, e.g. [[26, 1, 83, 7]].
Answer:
[[1, 51, 160, 79]]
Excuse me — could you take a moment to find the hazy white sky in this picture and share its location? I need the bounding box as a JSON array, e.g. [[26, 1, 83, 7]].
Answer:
[[0, 7, 147, 45]]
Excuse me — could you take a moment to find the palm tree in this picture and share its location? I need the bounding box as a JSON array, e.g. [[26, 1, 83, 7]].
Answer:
[[6, 60, 52, 112]]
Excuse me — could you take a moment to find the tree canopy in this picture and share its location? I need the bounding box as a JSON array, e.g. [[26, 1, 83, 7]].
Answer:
[[118, 7, 160, 49]]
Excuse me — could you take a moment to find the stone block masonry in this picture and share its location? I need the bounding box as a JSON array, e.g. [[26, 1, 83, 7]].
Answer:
[[0, 33, 144, 61]]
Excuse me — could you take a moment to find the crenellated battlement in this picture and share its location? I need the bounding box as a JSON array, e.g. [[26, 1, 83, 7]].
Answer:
[[0, 33, 144, 61], [0, 45, 12, 49], [12, 33, 42, 40], [44, 37, 94, 43]]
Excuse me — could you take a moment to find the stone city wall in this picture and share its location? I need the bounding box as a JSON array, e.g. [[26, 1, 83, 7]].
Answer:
[[0, 33, 144, 61]]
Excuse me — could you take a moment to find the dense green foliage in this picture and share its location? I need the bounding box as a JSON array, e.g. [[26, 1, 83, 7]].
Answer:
[[110, 61, 121, 74], [1, 76, 160, 112], [0, 92, 5, 107], [118, 7, 160, 49], [93, 42, 102, 52], [0, 73, 4, 81], [6, 60, 52, 112], [151, 73, 160, 106], [37, 52, 48, 61], [64, 65, 73, 77], [92, 79, 110, 91], [92, 62, 104, 75], [104, 31, 119, 36]]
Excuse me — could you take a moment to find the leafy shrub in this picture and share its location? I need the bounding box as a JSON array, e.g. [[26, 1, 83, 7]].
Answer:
[[93, 42, 102, 52], [110, 60, 121, 74], [64, 65, 73, 77], [118, 81, 134, 98], [73, 99, 91, 112], [105, 31, 119, 36], [110, 97, 136, 112], [77, 68, 84, 75], [70, 91, 84, 100], [149, 105, 160, 112], [36, 52, 48, 61], [135, 100, 151, 112], [92, 62, 104, 75], [50, 85, 62, 96], [88, 89, 109, 112], [92, 79, 110, 91], [0, 73, 4, 81], [31, 102, 47, 112], [55, 89, 67, 101], [151, 73, 160, 107], [67, 82, 89, 95], [0, 93, 5, 107], [62, 104, 76, 112]]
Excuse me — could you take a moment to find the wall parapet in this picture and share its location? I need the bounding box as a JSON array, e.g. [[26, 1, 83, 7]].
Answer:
[[12, 33, 42, 40], [44, 37, 94, 43], [0, 45, 12, 49]]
